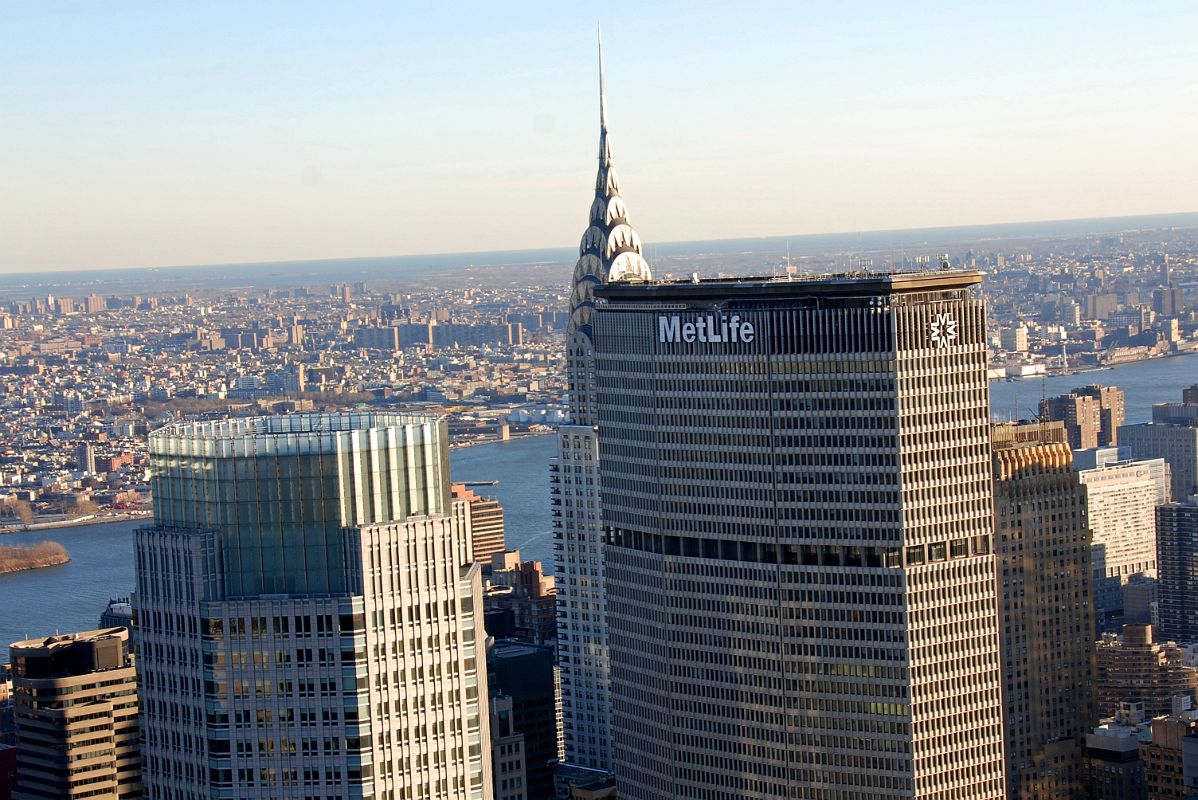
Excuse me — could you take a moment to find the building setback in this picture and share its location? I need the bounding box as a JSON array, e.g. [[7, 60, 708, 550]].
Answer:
[[1095, 625, 1198, 717], [593, 271, 1005, 799], [992, 421, 1095, 800], [9, 627, 141, 800], [135, 413, 492, 800]]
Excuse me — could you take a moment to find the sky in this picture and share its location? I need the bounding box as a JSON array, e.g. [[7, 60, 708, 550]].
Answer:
[[2, 1, 1197, 273]]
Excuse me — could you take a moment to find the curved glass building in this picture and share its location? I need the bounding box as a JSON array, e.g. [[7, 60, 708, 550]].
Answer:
[[149, 412, 450, 596]]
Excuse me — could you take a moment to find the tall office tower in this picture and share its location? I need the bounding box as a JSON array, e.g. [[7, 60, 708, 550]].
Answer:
[[1079, 385, 1125, 446], [1121, 402, 1198, 501], [1040, 385, 1125, 449], [991, 421, 1095, 800], [136, 413, 493, 800], [9, 628, 141, 799], [592, 271, 1005, 799], [1076, 457, 1164, 629], [1157, 498, 1198, 644], [551, 33, 651, 771], [1095, 625, 1198, 717], [452, 484, 507, 564], [488, 641, 557, 800]]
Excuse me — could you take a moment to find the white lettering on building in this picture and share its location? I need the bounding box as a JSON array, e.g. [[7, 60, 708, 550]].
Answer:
[[658, 314, 755, 345]]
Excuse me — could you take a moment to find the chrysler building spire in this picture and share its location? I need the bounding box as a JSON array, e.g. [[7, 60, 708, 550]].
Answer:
[[599, 25, 609, 150], [553, 30, 646, 773], [568, 28, 652, 349]]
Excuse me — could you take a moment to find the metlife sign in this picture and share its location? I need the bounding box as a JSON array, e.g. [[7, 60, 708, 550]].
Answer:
[[658, 314, 756, 345]]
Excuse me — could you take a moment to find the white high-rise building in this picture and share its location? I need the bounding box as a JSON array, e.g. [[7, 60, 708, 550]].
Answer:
[[1075, 456, 1168, 628], [136, 413, 492, 800], [592, 272, 1006, 799], [552, 31, 651, 771]]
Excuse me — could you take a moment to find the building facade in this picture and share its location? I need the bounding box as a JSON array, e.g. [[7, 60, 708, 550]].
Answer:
[[1095, 625, 1198, 717], [1077, 459, 1164, 629], [491, 695, 528, 800], [9, 628, 141, 799], [552, 33, 652, 771], [1121, 415, 1198, 503], [1084, 711, 1149, 800], [1157, 498, 1198, 644], [1040, 386, 1125, 449], [453, 484, 507, 564], [136, 412, 492, 800], [992, 422, 1095, 800], [1140, 713, 1198, 800], [593, 272, 1005, 799], [488, 641, 557, 800]]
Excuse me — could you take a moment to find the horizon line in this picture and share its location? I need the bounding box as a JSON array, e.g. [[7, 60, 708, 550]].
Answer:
[[5, 208, 1198, 279]]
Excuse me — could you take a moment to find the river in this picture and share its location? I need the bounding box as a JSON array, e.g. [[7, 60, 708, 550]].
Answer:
[[987, 352, 1198, 424], [0, 435, 557, 651], [3, 352, 1196, 652]]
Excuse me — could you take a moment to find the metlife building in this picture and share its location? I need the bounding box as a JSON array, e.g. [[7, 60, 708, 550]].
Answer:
[[591, 271, 1005, 800]]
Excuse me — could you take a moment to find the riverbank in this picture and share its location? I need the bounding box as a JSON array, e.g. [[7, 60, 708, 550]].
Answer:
[[449, 429, 555, 450], [1, 511, 151, 535], [0, 541, 70, 576], [1018, 347, 1198, 380]]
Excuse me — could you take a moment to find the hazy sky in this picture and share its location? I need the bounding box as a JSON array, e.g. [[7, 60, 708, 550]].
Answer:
[[3, 1, 1197, 273]]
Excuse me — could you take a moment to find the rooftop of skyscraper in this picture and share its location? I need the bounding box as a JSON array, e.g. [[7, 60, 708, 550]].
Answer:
[[595, 268, 984, 300]]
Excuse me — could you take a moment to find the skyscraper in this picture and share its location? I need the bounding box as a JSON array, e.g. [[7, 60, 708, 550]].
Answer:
[[1120, 399, 1198, 502], [1157, 498, 1198, 644], [136, 412, 492, 800], [1040, 385, 1125, 449], [1075, 456, 1164, 629], [9, 627, 141, 800], [991, 421, 1095, 800], [488, 641, 558, 800], [593, 271, 1005, 799], [552, 31, 651, 771]]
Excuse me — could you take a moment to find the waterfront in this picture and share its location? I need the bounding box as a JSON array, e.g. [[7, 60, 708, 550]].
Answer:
[[0, 435, 555, 650], [988, 351, 1198, 424], [2, 351, 1196, 652]]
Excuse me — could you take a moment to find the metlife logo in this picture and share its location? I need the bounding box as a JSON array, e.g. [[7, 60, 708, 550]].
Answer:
[[657, 314, 756, 345]]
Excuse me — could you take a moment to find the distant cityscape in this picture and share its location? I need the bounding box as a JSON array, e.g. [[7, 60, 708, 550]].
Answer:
[[0, 218, 1194, 535]]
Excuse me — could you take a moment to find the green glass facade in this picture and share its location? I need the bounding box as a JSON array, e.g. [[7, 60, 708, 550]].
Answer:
[[149, 412, 450, 596]]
